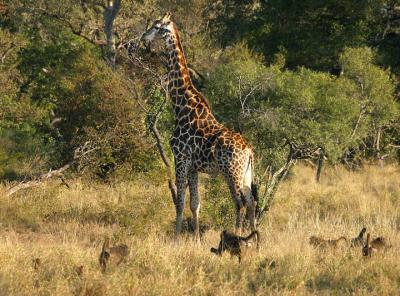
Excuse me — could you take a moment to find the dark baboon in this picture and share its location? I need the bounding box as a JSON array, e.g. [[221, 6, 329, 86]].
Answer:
[[99, 238, 129, 272], [210, 230, 260, 263], [32, 258, 41, 271], [350, 227, 367, 247]]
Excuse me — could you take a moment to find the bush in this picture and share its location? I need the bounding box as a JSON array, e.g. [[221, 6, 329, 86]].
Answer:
[[205, 44, 399, 170]]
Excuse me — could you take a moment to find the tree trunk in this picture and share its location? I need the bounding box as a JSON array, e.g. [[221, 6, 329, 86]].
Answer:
[[104, 0, 121, 68], [316, 148, 324, 182]]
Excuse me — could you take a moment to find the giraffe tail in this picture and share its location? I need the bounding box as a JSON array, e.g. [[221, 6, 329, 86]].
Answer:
[[246, 151, 258, 204]]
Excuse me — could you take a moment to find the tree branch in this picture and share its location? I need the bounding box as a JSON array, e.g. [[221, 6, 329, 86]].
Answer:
[[256, 140, 323, 225], [148, 101, 178, 205], [127, 52, 178, 205], [1, 43, 15, 63], [6, 142, 98, 197]]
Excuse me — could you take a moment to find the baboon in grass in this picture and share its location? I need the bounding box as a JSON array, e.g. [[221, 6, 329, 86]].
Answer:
[[99, 238, 129, 272], [362, 233, 390, 257], [32, 258, 41, 271], [75, 265, 84, 277], [309, 235, 347, 250], [350, 227, 367, 247], [210, 230, 260, 263]]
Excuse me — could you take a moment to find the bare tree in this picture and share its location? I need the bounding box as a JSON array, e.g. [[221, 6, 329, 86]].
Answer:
[[255, 141, 324, 225]]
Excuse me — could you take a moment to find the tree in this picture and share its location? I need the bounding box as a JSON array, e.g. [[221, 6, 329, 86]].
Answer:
[[204, 44, 399, 221]]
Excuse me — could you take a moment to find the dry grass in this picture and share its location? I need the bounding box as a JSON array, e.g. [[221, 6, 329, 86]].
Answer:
[[0, 165, 399, 295]]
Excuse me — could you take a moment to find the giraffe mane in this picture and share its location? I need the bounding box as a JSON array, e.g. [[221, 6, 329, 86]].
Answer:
[[171, 23, 211, 111]]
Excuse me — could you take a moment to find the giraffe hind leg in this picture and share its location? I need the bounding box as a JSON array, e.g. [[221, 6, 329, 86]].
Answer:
[[241, 188, 257, 232], [225, 175, 246, 235]]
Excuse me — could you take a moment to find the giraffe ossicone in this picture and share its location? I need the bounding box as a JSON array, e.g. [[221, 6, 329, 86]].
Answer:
[[142, 12, 257, 240]]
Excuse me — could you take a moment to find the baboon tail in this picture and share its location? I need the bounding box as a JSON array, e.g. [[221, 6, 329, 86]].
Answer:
[[102, 238, 110, 252], [241, 230, 260, 245], [338, 236, 347, 242]]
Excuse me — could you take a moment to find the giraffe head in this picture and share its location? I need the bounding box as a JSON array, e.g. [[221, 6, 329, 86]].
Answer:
[[141, 12, 174, 42]]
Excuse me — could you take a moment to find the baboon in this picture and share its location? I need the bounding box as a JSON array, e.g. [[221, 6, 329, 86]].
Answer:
[[362, 233, 390, 257], [210, 230, 260, 263], [350, 227, 367, 247], [75, 265, 84, 277], [32, 257, 41, 271], [309, 235, 347, 249], [99, 238, 129, 272], [32, 258, 41, 288]]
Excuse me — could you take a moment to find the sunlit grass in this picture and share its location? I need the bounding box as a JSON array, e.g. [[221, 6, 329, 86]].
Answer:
[[0, 165, 399, 295]]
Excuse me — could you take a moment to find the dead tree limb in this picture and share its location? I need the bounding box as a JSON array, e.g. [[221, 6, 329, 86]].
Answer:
[[5, 142, 97, 197], [127, 52, 178, 206], [255, 141, 323, 225], [1, 43, 15, 64], [148, 96, 178, 205]]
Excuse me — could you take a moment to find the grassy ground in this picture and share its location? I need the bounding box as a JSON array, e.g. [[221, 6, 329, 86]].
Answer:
[[0, 165, 399, 295]]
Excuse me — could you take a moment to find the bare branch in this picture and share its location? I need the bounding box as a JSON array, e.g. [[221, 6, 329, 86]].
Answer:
[[147, 96, 178, 205], [256, 140, 323, 225], [26, 7, 99, 46], [1, 43, 15, 64], [127, 52, 178, 205], [6, 142, 98, 197]]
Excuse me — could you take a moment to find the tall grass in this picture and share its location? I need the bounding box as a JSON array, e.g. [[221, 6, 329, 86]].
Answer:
[[0, 165, 399, 295]]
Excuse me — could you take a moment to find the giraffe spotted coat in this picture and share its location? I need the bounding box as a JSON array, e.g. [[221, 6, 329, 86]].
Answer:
[[142, 12, 256, 240]]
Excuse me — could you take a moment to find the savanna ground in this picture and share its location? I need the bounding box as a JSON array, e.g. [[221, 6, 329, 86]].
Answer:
[[0, 164, 399, 295]]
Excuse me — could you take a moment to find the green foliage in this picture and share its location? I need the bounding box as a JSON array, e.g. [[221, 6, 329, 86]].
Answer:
[[205, 44, 399, 168], [339, 47, 398, 127], [0, 29, 153, 179], [202, 177, 235, 229], [209, 0, 400, 74], [338, 47, 399, 159], [0, 0, 399, 182]]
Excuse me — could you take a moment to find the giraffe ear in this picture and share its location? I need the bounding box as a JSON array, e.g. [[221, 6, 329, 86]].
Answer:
[[163, 11, 172, 22]]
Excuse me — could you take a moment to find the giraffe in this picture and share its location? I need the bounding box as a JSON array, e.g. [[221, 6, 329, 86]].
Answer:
[[142, 12, 257, 240]]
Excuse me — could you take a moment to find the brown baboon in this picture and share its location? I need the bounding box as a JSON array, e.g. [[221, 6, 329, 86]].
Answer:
[[309, 235, 347, 250], [75, 265, 84, 277], [210, 230, 260, 263], [350, 227, 367, 247], [99, 238, 129, 272], [32, 258, 41, 271], [362, 233, 390, 257], [32, 258, 41, 288]]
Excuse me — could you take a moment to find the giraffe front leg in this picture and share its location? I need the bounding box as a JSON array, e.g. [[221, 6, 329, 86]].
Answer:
[[175, 160, 188, 238], [188, 170, 200, 243]]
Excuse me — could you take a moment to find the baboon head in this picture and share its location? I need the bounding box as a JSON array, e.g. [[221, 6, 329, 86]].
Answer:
[[359, 227, 367, 237]]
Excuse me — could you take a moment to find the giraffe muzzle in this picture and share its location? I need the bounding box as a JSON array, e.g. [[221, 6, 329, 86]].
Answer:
[[141, 28, 159, 42]]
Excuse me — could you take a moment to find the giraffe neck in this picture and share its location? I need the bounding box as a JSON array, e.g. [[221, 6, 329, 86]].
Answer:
[[164, 24, 210, 118]]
